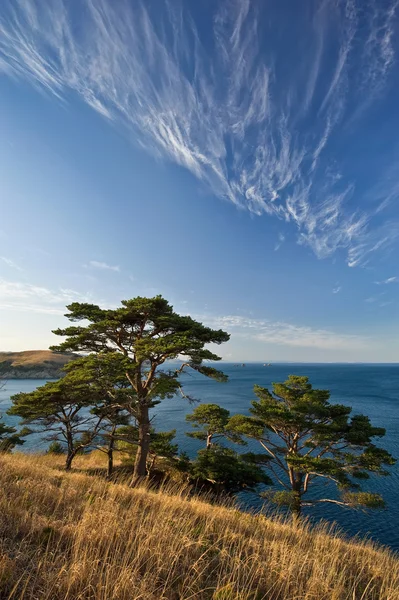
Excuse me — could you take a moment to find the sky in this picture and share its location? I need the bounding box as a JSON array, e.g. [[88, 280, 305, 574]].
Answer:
[[0, 0, 398, 362]]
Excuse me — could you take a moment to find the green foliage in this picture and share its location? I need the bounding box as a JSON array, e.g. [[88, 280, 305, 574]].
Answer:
[[227, 414, 264, 439], [75, 430, 97, 454], [51, 296, 229, 381], [342, 491, 386, 509], [187, 403, 230, 431], [9, 377, 94, 424], [175, 451, 191, 473], [261, 490, 298, 509], [0, 378, 25, 452], [186, 403, 243, 447], [150, 430, 178, 461], [116, 424, 179, 471], [185, 403, 270, 492], [229, 375, 396, 515], [63, 354, 135, 459], [0, 419, 24, 452], [47, 441, 65, 455], [190, 446, 272, 493]]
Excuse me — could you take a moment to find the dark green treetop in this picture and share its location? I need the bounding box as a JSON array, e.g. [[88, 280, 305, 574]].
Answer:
[[190, 445, 272, 493], [51, 296, 229, 385]]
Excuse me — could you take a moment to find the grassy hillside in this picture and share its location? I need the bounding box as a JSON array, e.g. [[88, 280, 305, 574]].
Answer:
[[0, 350, 77, 378], [0, 453, 398, 600]]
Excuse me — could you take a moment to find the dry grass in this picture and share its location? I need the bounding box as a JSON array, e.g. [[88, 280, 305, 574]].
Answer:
[[0, 452, 398, 600], [0, 350, 76, 367]]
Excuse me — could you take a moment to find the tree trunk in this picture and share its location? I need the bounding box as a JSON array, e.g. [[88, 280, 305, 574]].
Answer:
[[131, 403, 150, 485], [291, 480, 302, 522], [107, 434, 115, 479], [206, 433, 212, 449], [148, 454, 156, 474], [292, 493, 301, 520], [65, 452, 74, 471], [65, 429, 74, 471]]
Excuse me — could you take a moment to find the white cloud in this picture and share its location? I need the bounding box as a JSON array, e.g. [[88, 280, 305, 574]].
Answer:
[[274, 233, 285, 251], [87, 260, 120, 272], [0, 256, 23, 271], [0, 279, 93, 314], [362, 1, 399, 92], [347, 222, 399, 268], [365, 292, 386, 303], [200, 314, 367, 351], [0, 279, 389, 356], [0, 0, 397, 266], [375, 276, 398, 284], [332, 286, 342, 294]]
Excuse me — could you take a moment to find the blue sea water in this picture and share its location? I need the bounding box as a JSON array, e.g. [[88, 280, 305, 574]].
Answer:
[[1, 363, 398, 551]]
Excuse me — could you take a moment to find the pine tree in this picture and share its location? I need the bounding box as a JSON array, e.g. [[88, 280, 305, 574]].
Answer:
[[186, 403, 243, 448], [0, 378, 24, 452], [229, 375, 396, 517], [8, 376, 107, 470], [50, 296, 229, 482], [190, 446, 271, 493]]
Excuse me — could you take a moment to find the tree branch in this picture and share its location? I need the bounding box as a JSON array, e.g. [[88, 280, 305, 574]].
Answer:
[[259, 440, 288, 473]]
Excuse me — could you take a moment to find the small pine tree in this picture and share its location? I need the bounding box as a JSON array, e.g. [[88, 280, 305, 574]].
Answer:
[[0, 420, 24, 452], [190, 445, 271, 493], [47, 441, 65, 455], [229, 375, 396, 517], [186, 403, 243, 448], [0, 379, 24, 452], [8, 376, 107, 470]]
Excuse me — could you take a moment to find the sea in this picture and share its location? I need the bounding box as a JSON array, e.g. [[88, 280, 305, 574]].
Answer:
[[1, 363, 398, 552]]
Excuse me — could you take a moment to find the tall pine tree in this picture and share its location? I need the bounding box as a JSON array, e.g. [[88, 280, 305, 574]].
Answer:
[[51, 296, 229, 481]]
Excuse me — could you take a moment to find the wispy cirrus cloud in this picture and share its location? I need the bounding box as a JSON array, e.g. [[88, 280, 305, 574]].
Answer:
[[86, 260, 120, 273], [0, 0, 398, 266], [201, 314, 367, 351], [365, 292, 394, 308], [0, 256, 23, 271], [0, 279, 94, 314], [375, 276, 398, 284], [274, 233, 285, 252], [361, 0, 399, 92]]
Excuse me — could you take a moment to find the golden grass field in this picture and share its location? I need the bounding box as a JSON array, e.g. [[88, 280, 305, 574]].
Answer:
[[0, 452, 398, 600], [0, 350, 75, 367]]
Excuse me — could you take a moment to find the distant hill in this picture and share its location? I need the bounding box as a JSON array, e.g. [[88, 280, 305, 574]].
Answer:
[[0, 350, 79, 379]]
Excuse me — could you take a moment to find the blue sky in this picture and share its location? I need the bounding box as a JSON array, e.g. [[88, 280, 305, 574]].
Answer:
[[0, 0, 398, 362]]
